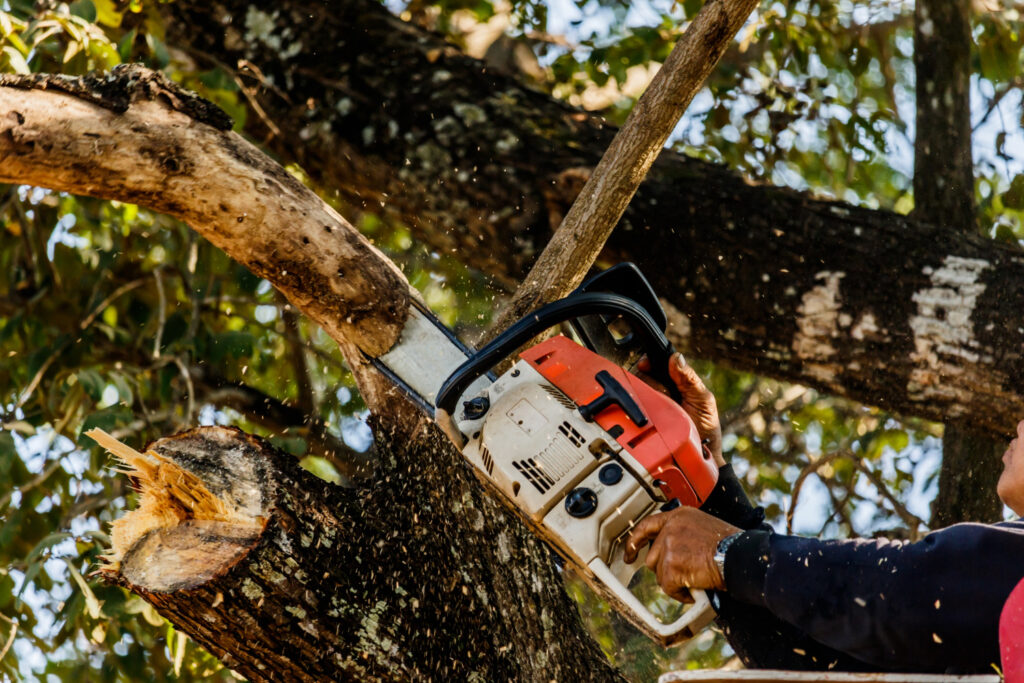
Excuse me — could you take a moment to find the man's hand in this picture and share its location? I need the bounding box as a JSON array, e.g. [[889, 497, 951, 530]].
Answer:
[[623, 507, 741, 600], [638, 353, 724, 466]]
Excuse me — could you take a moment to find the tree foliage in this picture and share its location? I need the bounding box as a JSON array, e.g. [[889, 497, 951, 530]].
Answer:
[[1, 0, 1022, 679]]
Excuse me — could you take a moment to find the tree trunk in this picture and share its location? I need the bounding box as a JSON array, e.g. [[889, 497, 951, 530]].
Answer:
[[160, 0, 1024, 439], [108, 424, 618, 681], [912, 0, 1005, 524], [0, 69, 617, 681]]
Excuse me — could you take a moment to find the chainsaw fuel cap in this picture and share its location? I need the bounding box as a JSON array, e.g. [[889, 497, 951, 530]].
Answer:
[[599, 463, 624, 485], [565, 487, 599, 518]]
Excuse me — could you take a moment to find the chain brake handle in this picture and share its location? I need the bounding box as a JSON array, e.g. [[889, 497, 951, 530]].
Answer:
[[435, 292, 679, 424]]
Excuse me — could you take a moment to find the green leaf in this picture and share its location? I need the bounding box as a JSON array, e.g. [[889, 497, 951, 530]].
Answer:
[[2, 25, 30, 55], [0, 432, 14, 479], [93, 0, 122, 27], [1003, 174, 1024, 210], [65, 558, 103, 619], [78, 406, 133, 444], [117, 27, 136, 61], [26, 531, 72, 564], [995, 224, 1018, 245], [77, 369, 105, 401], [1, 45, 30, 74], [299, 455, 341, 484]]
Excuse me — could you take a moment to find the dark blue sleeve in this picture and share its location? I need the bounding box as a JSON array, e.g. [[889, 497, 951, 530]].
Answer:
[[729, 521, 1024, 672]]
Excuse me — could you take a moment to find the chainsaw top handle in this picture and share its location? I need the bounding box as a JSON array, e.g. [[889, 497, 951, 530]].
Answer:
[[435, 292, 679, 418]]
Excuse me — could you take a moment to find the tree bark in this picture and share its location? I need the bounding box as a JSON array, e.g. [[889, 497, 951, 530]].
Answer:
[[912, 0, 1004, 524], [161, 0, 1024, 439], [0, 69, 617, 681], [0, 67, 409, 358], [108, 425, 618, 681]]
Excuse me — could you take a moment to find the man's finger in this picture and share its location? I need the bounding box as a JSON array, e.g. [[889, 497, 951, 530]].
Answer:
[[668, 354, 709, 400], [645, 536, 664, 572], [668, 586, 695, 604], [624, 513, 668, 564]]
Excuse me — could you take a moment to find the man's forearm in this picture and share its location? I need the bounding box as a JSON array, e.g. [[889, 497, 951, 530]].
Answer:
[[721, 522, 1024, 673]]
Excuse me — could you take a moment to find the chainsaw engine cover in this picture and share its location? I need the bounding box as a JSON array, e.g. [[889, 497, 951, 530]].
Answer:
[[522, 335, 716, 506], [455, 335, 717, 584]]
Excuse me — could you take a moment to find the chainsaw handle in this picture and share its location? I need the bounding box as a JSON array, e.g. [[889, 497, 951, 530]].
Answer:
[[593, 542, 714, 646], [435, 293, 678, 417]]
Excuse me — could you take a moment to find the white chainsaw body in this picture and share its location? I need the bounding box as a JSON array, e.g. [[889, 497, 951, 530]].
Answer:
[[454, 359, 714, 645]]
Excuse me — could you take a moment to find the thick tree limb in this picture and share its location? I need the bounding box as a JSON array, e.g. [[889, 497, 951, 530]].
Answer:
[[163, 0, 1024, 438], [100, 426, 618, 681], [0, 65, 408, 357], [1, 68, 618, 680]]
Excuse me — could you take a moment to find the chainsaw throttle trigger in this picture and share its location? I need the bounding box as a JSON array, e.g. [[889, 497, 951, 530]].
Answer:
[[578, 370, 648, 427]]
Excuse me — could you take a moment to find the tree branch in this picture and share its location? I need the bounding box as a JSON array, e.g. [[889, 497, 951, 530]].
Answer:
[[161, 0, 1024, 439], [490, 0, 759, 332], [0, 65, 410, 359], [2, 67, 619, 680]]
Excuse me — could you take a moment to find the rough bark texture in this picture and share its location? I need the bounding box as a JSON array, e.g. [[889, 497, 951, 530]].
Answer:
[[162, 0, 1024, 439], [912, 0, 1004, 525], [0, 65, 409, 358], [0, 71, 619, 680], [491, 0, 759, 332], [111, 426, 618, 682]]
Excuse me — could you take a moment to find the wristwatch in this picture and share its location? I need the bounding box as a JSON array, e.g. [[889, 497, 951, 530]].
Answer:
[[713, 531, 744, 585]]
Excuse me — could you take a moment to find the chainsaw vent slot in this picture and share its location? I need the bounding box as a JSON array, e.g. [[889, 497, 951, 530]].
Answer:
[[514, 458, 555, 494], [558, 422, 584, 448], [542, 384, 576, 411], [513, 435, 586, 495], [481, 446, 495, 476]]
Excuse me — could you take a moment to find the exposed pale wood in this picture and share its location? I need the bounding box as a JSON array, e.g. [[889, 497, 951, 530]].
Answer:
[[659, 671, 1000, 683], [86, 428, 263, 570], [109, 426, 620, 682], [490, 0, 760, 333]]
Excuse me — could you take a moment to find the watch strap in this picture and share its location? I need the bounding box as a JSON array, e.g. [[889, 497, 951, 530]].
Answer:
[[713, 531, 745, 585]]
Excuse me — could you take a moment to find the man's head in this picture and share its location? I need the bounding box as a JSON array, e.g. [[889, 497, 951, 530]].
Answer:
[[998, 419, 1024, 516]]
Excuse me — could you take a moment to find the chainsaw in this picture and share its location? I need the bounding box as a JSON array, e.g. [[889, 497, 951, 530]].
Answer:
[[373, 263, 719, 645]]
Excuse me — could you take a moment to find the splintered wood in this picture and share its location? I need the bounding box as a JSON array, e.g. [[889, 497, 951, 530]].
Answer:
[[87, 428, 261, 572]]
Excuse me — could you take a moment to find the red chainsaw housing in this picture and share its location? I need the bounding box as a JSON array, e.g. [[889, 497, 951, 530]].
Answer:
[[520, 335, 718, 506]]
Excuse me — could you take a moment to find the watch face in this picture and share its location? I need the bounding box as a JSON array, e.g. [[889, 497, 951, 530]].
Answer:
[[714, 532, 742, 580]]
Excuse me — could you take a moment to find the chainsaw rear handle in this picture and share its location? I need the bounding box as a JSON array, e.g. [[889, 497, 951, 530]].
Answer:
[[596, 540, 715, 645], [435, 292, 679, 418]]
